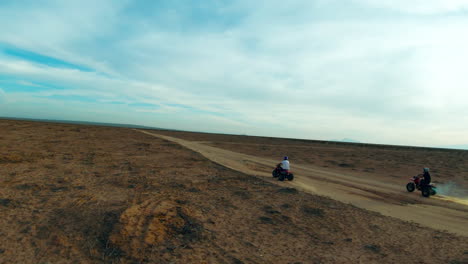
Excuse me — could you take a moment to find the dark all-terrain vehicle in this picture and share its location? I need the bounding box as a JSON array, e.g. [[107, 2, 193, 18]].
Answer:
[[406, 175, 437, 197]]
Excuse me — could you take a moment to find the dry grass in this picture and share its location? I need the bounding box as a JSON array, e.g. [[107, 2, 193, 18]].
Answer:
[[0, 119, 467, 264]]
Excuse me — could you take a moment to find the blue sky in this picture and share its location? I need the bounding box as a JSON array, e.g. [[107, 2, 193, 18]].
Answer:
[[1, 0, 468, 148]]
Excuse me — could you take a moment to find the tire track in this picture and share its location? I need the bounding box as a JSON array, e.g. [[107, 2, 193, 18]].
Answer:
[[136, 130, 468, 236]]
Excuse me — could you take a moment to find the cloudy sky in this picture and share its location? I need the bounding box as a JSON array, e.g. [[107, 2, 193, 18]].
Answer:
[[1, 0, 468, 148]]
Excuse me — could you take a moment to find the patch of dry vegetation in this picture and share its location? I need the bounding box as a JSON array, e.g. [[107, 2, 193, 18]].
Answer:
[[152, 129, 468, 188], [0, 120, 467, 264]]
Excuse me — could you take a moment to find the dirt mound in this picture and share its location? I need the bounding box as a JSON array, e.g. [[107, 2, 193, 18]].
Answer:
[[110, 200, 202, 260]]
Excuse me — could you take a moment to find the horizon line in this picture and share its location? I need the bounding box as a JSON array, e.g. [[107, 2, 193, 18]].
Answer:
[[1, 116, 466, 152]]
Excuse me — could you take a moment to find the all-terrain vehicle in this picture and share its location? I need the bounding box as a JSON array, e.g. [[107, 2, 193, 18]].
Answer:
[[272, 164, 294, 181], [406, 176, 437, 197]]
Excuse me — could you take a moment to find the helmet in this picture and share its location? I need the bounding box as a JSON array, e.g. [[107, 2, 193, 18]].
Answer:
[[283, 156, 288, 160], [423, 168, 430, 172]]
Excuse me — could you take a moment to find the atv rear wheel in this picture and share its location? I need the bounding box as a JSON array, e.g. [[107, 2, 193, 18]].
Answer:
[[421, 187, 431, 197], [430, 188, 436, 196], [406, 182, 415, 192], [287, 173, 294, 181], [278, 174, 285, 181]]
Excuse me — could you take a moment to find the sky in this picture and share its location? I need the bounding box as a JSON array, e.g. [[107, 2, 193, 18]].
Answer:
[[1, 0, 468, 148]]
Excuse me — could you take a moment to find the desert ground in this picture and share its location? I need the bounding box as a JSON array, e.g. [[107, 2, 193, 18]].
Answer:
[[149, 129, 468, 236], [0, 119, 467, 264]]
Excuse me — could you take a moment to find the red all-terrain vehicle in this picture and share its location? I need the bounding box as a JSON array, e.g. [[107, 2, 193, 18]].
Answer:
[[272, 164, 294, 181]]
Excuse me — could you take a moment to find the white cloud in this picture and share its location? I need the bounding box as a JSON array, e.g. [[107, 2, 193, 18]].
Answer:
[[355, 0, 468, 14], [0, 88, 6, 102], [1, 0, 468, 146]]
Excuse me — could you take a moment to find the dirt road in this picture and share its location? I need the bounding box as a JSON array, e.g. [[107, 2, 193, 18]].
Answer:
[[138, 130, 468, 237]]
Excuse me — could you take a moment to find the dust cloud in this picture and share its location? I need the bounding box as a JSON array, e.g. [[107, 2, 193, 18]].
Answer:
[[435, 181, 468, 205]]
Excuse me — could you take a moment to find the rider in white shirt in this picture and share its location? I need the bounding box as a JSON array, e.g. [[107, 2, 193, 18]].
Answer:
[[281, 156, 290, 171]]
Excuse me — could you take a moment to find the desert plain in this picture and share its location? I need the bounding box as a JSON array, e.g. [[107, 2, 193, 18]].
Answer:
[[0, 119, 467, 263]]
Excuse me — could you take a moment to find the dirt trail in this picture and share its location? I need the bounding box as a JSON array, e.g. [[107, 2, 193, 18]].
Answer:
[[138, 130, 468, 237]]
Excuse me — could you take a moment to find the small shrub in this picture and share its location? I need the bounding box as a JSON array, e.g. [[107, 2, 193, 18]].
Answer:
[[302, 206, 324, 217], [188, 187, 200, 193], [277, 188, 298, 194], [233, 190, 251, 199], [259, 216, 274, 224], [15, 184, 34, 190], [0, 198, 12, 207], [364, 244, 381, 253]]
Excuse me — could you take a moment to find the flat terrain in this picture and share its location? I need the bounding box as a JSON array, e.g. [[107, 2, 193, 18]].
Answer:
[[153, 130, 468, 189], [149, 130, 468, 236], [1, 119, 467, 264]]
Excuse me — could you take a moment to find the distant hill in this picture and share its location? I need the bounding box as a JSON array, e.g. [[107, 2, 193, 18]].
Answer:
[[0, 117, 166, 130], [331, 138, 361, 143], [441, 144, 468, 150]]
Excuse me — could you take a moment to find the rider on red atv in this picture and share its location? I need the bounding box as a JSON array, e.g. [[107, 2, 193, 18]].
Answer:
[[272, 156, 294, 181], [406, 168, 436, 196], [278, 156, 290, 173], [419, 168, 431, 187]]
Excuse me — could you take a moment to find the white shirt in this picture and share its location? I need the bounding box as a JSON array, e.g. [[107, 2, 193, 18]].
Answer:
[[281, 160, 290, 170]]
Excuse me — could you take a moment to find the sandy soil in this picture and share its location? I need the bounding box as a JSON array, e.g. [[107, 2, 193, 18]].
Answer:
[[152, 130, 468, 190], [1, 119, 467, 264], [139, 130, 468, 236]]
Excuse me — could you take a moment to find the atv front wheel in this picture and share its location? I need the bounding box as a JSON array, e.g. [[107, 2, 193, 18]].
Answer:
[[406, 182, 415, 192], [278, 174, 285, 181], [272, 169, 279, 178]]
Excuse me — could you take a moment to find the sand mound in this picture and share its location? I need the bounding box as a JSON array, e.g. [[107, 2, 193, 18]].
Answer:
[[110, 200, 202, 260]]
